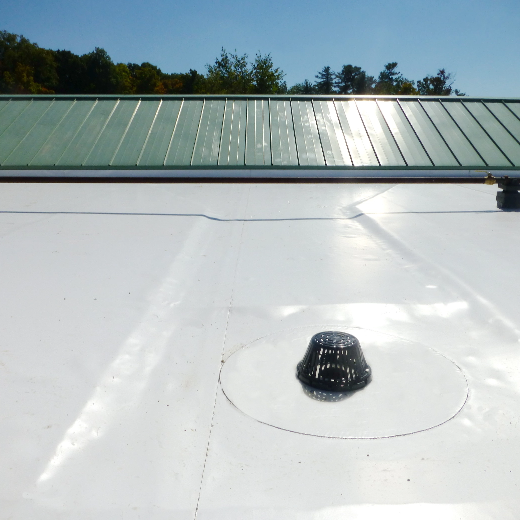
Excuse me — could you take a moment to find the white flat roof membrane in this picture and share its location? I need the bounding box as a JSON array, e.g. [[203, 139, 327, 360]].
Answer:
[[1, 181, 519, 519]]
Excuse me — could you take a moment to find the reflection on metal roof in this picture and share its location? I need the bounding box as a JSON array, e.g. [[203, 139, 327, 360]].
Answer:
[[1, 95, 520, 170]]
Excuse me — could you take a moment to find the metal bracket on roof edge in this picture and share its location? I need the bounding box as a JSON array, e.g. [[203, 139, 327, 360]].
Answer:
[[496, 176, 520, 210]]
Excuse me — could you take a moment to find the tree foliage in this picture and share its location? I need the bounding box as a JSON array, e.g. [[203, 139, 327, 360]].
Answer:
[[335, 65, 375, 94], [417, 69, 465, 96], [0, 30, 465, 96], [315, 66, 335, 94]]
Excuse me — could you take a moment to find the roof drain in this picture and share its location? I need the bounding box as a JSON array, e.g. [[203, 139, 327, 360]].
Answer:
[[296, 331, 371, 395]]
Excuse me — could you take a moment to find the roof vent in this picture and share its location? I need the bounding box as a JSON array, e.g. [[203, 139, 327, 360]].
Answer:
[[296, 331, 371, 391]]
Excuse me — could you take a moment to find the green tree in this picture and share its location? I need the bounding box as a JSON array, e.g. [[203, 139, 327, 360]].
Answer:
[[53, 50, 86, 93], [0, 30, 57, 93], [83, 47, 117, 93], [417, 69, 464, 96], [374, 62, 414, 95], [130, 62, 164, 93], [314, 66, 335, 94], [335, 64, 375, 94], [205, 48, 252, 94], [251, 52, 286, 94], [288, 79, 317, 94]]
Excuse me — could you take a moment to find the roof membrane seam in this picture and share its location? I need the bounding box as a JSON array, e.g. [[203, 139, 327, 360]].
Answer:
[[417, 99, 461, 166], [81, 99, 120, 166], [395, 99, 435, 166], [439, 100, 488, 167], [109, 100, 141, 166]]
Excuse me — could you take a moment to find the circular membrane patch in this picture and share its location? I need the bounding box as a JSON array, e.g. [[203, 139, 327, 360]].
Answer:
[[220, 327, 468, 439]]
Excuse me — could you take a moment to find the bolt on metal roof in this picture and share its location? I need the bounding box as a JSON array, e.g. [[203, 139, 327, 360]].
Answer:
[[1, 95, 520, 170]]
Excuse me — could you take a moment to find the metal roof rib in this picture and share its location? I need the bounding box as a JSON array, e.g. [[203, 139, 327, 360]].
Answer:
[[462, 101, 519, 166], [1, 95, 520, 173], [414, 100, 461, 166]]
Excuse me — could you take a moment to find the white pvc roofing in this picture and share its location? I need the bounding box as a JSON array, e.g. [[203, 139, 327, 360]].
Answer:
[[1, 180, 520, 519]]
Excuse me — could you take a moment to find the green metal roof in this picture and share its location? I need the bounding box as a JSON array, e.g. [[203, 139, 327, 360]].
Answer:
[[1, 95, 520, 170]]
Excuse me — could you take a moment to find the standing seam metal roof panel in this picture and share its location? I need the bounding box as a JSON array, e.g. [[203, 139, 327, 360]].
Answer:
[[0, 99, 32, 137], [245, 99, 270, 166], [485, 102, 520, 145], [219, 100, 247, 166], [270, 100, 298, 166], [2, 95, 520, 170], [506, 103, 520, 122], [111, 100, 161, 166], [398, 100, 459, 167], [291, 101, 325, 166], [0, 100, 54, 163], [376, 101, 432, 167], [56, 100, 118, 166], [463, 102, 520, 167], [441, 101, 511, 167], [3, 100, 74, 166], [165, 100, 203, 166], [29, 100, 95, 166], [334, 100, 379, 167], [137, 100, 182, 166], [419, 101, 485, 167], [356, 100, 406, 167], [84, 100, 140, 166], [191, 100, 225, 166], [313, 100, 352, 166]]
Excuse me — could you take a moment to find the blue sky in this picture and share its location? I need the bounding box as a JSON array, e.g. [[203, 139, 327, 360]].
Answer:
[[1, 0, 519, 96]]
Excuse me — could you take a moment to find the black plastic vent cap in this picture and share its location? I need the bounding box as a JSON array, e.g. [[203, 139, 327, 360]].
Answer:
[[296, 331, 371, 391]]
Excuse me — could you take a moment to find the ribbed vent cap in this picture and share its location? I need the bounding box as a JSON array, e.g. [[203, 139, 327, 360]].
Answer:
[[296, 331, 371, 391]]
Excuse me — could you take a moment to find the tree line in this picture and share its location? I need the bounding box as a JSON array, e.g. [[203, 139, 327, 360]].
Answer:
[[0, 30, 464, 96]]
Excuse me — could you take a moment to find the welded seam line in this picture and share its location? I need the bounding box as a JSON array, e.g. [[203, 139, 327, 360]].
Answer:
[[193, 185, 251, 519]]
